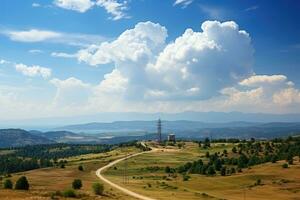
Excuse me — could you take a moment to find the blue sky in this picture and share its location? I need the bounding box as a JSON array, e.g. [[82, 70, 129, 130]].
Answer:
[[0, 0, 300, 120]]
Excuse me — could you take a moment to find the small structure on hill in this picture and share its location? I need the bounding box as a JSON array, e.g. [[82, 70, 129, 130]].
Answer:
[[168, 134, 176, 142]]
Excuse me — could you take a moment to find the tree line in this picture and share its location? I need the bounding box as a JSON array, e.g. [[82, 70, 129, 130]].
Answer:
[[169, 136, 300, 176], [0, 141, 142, 175]]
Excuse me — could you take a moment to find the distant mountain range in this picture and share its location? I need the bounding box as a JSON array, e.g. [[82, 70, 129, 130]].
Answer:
[[57, 120, 261, 133], [1, 121, 300, 148], [1, 111, 300, 129], [57, 121, 300, 139]]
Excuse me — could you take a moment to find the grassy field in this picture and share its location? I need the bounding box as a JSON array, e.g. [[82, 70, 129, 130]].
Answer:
[[104, 142, 300, 200], [1, 141, 299, 200], [0, 146, 141, 200]]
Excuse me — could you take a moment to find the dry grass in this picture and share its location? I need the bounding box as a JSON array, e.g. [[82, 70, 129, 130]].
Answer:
[[1, 142, 299, 200], [0, 146, 141, 200], [104, 142, 300, 200]]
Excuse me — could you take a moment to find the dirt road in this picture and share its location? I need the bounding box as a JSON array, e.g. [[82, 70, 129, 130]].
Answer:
[[95, 144, 156, 200]]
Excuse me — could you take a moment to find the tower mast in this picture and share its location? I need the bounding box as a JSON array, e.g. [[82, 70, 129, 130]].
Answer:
[[157, 118, 162, 143]]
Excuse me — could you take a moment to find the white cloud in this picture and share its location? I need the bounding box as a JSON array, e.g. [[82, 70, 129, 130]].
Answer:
[[96, 0, 129, 20], [147, 20, 253, 99], [29, 49, 43, 54], [2, 29, 106, 47], [174, 0, 193, 8], [32, 3, 41, 7], [7, 29, 61, 42], [273, 88, 300, 106], [15, 63, 51, 79], [51, 52, 77, 58], [2, 20, 300, 118], [245, 5, 259, 12], [217, 74, 300, 113], [239, 75, 287, 87], [95, 69, 128, 94], [74, 21, 254, 101], [53, 0, 129, 20], [0, 59, 10, 64], [54, 0, 95, 13], [50, 77, 91, 106], [77, 21, 167, 65]]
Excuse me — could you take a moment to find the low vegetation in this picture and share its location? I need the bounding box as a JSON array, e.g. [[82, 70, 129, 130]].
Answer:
[[92, 182, 104, 195], [175, 136, 300, 176]]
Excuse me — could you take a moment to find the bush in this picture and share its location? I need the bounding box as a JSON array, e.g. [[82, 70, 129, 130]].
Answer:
[[72, 179, 82, 190], [15, 176, 29, 190], [3, 179, 13, 189], [255, 179, 262, 186], [282, 163, 289, 168], [78, 165, 84, 171], [165, 166, 171, 173], [92, 182, 104, 195], [221, 167, 226, 176], [183, 174, 190, 181], [231, 167, 236, 174], [207, 166, 216, 175], [63, 189, 76, 197]]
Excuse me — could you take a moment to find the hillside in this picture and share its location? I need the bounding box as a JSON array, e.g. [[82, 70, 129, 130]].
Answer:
[[1, 139, 299, 200], [0, 129, 54, 148]]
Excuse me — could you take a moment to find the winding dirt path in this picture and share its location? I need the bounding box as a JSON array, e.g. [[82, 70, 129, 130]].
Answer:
[[95, 144, 156, 200]]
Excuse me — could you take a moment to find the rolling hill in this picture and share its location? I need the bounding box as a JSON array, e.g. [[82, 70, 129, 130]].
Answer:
[[0, 129, 54, 148]]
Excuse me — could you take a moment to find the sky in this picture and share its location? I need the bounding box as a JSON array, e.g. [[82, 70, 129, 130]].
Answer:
[[0, 0, 300, 121]]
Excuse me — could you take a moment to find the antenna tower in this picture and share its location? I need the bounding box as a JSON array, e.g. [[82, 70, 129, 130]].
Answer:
[[157, 118, 162, 143]]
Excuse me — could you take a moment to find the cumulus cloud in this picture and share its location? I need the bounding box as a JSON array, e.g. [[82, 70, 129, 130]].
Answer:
[[95, 69, 128, 94], [50, 77, 91, 106], [15, 63, 51, 79], [76, 20, 253, 100], [148, 21, 254, 99], [218, 74, 300, 113], [54, 0, 95, 13], [3, 20, 300, 117]]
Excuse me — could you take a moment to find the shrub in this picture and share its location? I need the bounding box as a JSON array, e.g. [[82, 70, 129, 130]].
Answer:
[[78, 165, 84, 171], [63, 189, 76, 197], [15, 176, 29, 190], [183, 174, 190, 181], [282, 163, 289, 168], [221, 167, 226, 176], [231, 167, 236, 174], [92, 182, 104, 195], [72, 179, 82, 190], [255, 179, 262, 186], [165, 166, 171, 173], [207, 166, 216, 175], [3, 179, 13, 189]]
